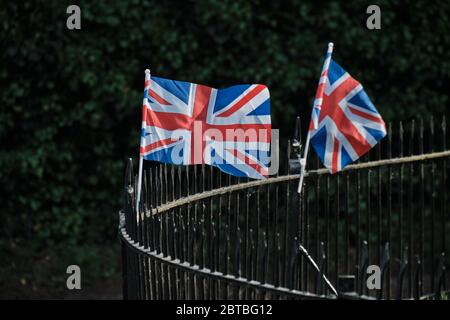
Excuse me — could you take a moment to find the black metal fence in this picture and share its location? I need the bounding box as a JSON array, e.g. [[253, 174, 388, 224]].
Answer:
[[119, 117, 449, 300]]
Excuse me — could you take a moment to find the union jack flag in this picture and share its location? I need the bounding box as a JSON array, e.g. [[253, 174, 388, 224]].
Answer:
[[309, 59, 386, 173], [140, 73, 271, 179]]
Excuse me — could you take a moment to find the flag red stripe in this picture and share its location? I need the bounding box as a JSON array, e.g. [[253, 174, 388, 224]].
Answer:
[[348, 106, 385, 125], [191, 85, 212, 164], [149, 90, 171, 105], [216, 85, 266, 117], [140, 137, 179, 155]]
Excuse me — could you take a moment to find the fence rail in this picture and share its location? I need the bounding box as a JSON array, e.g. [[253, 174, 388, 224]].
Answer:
[[120, 117, 449, 300]]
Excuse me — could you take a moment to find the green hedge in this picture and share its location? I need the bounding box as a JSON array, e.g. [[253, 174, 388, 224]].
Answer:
[[1, 1, 449, 248]]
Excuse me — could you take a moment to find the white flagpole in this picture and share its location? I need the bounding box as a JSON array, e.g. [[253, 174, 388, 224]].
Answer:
[[136, 68, 151, 223], [298, 43, 334, 194], [297, 130, 311, 193]]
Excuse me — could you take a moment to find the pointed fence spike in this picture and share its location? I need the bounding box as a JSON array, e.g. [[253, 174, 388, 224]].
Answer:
[[287, 139, 291, 158], [293, 116, 302, 147], [409, 120, 415, 154], [125, 158, 134, 191], [399, 121, 404, 157], [123, 158, 135, 230], [442, 115, 446, 132], [442, 116, 447, 151], [294, 116, 300, 141], [286, 139, 292, 174]]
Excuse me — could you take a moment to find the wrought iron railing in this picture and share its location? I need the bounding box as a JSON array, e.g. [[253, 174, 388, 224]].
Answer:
[[120, 117, 449, 300]]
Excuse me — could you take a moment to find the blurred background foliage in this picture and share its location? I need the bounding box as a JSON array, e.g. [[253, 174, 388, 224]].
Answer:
[[0, 0, 449, 297]]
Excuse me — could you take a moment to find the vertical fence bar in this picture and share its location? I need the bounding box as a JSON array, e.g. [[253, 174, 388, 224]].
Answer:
[[134, 164, 142, 299], [149, 169, 157, 300], [277, 232, 283, 290], [172, 210, 180, 300], [148, 171, 155, 300], [122, 158, 134, 299], [273, 171, 279, 291], [419, 119, 425, 294], [186, 165, 190, 197], [265, 183, 270, 288], [301, 179, 308, 292], [142, 173, 150, 300], [441, 116, 447, 264], [399, 121, 404, 285], [359, 241, 368, 295], [164, 163, 168, 204], [283, 141, 291, 288], [255, 186, 261, 287], [325, 175, 330, 294], [236, 188, 242, 282], [149, 198, 155, 300], [262, 230, 268, 287], [356, 170, 361, 292], [206, 172, 213, 300], [156, 210, 163, 300], [180, 206, 187, 299], [234, 189, 241, 299], [387, 123, 392, 299], [377, 139, 382, 270], [244, 187, 250, 297], [366, 161, 371, 292], [159, 165, 164, 206], [345, 172, 350, 274], [430, 117, 435, 292], [226, 183, 232, 299], [413, 255, 422, 299], [200, 165, 207, 299], [396, 247, 409, 299], [314, 156, 320, 295], [334, 175, 339, 285], [193, 218, 200, 300], [408, 120, 415, 297], [164, 212, 171, 299], [248, 228, 255, 296], [214, 196, 220, 299], [171, 165, 175, 202]]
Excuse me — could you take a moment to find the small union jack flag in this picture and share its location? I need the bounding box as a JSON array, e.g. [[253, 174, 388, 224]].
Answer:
[[140, 72, 271, 179], [309, 59, 386, 173]]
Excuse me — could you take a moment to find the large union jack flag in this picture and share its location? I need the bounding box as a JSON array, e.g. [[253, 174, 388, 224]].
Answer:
[[140, 73, 271, 179], [309, 59, 386, 173]]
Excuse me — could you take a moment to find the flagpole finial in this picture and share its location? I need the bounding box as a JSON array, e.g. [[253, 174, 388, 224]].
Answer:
[[327, 42, 334, 54], [145, 68, 151, 75]]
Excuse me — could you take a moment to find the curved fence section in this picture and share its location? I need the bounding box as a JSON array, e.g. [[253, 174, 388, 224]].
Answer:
[[120, 118, 449, 300]]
